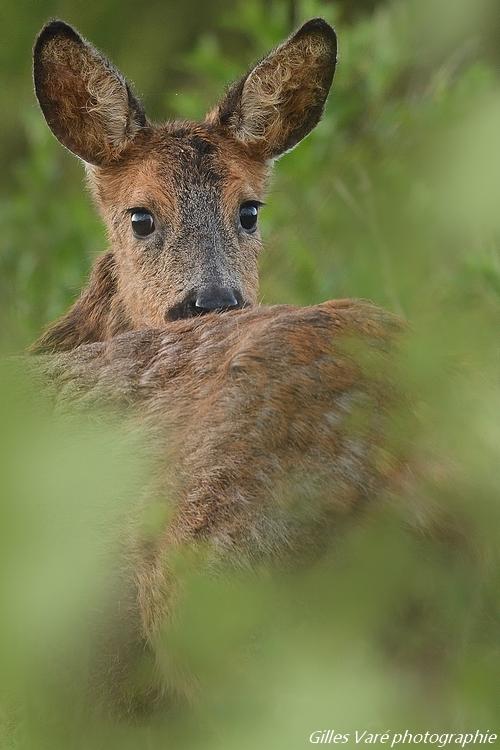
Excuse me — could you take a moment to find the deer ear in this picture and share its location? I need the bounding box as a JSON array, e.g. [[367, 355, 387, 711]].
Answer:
[[33, 20, 146, 166], [207, 18, 337, 160]]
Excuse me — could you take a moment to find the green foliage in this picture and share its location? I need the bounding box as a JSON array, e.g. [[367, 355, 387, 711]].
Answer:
[[0, 112, 103, 348], [1, 0, 500, 747]]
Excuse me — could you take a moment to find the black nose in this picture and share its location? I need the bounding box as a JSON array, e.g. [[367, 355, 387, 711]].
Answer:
[[193, 286, 241, 315], [165, 286, 245, 321]]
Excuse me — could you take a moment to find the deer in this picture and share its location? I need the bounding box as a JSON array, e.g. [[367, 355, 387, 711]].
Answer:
[[29, 18, 407, 713], [32, 16, 339, 353], [36, 299, 403, 713]]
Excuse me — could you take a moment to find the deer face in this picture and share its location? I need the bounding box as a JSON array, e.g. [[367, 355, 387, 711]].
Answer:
[[91, 125, 266, 326], [33, 19, 336, 328]]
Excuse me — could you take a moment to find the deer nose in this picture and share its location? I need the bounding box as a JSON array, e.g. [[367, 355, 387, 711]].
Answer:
[[193, 286, 241, 315]]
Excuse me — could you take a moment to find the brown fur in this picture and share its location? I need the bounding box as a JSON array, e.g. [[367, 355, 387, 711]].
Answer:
[[28, 20, 406, 712], [33, 22, 145, 165], [208, 19, 337, 157], [38, 299, 404, 645], [32, 19, 337, 352], [32, 299, 405, 712]]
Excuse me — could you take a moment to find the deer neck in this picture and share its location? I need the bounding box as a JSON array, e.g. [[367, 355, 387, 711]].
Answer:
[[31, 252, 132, 354]]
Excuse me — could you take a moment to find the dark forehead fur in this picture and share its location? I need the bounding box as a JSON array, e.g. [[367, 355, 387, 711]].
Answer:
[[94, 119, 269, 217], [118, 120, 262, 183]]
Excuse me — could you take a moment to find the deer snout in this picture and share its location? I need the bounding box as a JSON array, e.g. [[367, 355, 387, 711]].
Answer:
[[166, 286, 244, 321], [193, 286, 241, 315]]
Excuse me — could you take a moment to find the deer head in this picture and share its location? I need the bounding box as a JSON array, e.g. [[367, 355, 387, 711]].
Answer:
[[32, 18, 337, 352]]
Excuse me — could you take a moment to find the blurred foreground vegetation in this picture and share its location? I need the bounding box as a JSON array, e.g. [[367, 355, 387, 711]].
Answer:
[[1, 0, 500, 747]]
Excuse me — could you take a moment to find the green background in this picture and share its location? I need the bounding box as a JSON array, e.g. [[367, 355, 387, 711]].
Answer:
[[1, 0, 500, 747]]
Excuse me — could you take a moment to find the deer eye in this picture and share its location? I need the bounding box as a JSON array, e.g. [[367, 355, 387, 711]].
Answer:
[[131, 209, 155, 238], [239, 201, 260, 233]]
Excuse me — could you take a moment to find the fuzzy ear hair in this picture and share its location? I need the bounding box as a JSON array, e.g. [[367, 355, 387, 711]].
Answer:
[[33, 20, 146, 166], [207, 18, 337, 160]]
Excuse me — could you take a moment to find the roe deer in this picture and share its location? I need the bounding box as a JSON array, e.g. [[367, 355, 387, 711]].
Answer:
[[36, 299, 404, 711], [30, 18, 406, 713], [32, 17, 337, 352]]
